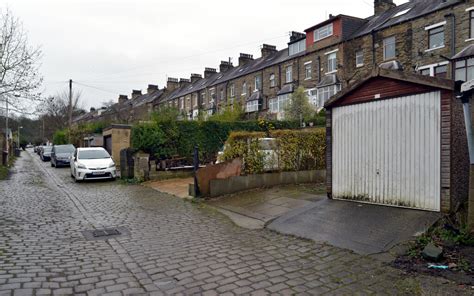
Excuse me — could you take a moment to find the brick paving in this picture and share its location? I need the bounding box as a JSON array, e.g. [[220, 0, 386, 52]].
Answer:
[[0, 151, 470, 295]]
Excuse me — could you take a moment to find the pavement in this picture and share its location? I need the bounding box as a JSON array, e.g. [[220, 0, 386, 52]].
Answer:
[[267, 198, 442, 256], [0, 150, 470, 295], [207, 185, 326, 229], [144, 178, 193, 199]]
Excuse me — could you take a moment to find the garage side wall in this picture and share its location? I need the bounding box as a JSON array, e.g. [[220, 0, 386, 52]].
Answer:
[[448, 90, 470, 212], [326, 110, 333, 198]]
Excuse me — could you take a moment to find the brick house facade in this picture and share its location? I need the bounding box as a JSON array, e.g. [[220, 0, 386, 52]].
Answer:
[[73, 0, 474, 124]]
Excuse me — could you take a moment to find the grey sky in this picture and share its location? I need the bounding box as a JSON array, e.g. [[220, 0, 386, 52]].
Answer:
[[2, 0, 407, 111]]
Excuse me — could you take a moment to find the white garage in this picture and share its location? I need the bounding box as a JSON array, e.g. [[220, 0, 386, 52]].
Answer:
[[325, 69, 469, 213]]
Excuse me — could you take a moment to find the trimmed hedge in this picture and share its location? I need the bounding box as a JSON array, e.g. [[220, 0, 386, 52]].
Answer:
[[131, 120, 301, 163], [222, 128, 326, 174]]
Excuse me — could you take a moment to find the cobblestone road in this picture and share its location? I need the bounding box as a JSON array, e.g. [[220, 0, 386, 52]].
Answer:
[[0, 151, 470, 295]]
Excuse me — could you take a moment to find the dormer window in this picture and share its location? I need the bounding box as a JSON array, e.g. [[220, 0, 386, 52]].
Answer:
[[289, 39, 306, 56], [314, 23, 333, 42]]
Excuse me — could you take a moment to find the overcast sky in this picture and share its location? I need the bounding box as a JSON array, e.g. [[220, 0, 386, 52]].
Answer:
[[1, 0, 408, 111]]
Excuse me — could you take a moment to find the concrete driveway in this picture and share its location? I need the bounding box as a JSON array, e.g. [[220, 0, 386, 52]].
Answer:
[[267, 198, 442, 255]]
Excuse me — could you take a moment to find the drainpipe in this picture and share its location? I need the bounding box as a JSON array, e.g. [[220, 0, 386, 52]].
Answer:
[[371, 30, 376, 67], [317, 56, 321, 83], [445, 13, 456, 57], [458, 80, 474, 232]]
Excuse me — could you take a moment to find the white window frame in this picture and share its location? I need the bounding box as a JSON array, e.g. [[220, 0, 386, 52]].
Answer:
[[269, 74, 276, 87], [467, 8, 474, 42], [383, 36, 396, 61], [230, 84, 235, 97], [245, 100, 259, 113], [254, 75, 262, 91], [286, 66, 293, 83], [304, 61, 312, 80], [242, 82, 247, 96], [417, 61, 449, 77], [314, 23, 333, 42], [356, 50, 364, 67], [180, 98, 184, 110], [305, 88, 318, 107], [326, 52, 337, 74], [317, 84, 341, 106], [425, 21, 446, 52]]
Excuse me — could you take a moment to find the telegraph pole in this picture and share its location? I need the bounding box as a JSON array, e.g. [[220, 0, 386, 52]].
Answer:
[[68, 79, 73, 129]]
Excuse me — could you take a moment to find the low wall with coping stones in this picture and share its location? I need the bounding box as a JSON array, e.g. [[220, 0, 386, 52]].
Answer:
[[208, 170, 326, 198]]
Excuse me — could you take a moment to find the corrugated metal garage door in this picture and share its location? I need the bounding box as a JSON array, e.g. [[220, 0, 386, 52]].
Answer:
[[332, 91, 441, 211]]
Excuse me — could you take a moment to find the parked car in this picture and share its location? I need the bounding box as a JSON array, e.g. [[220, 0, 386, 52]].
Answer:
[[36, 145, 43, 155], [40, 146, 52, 161], [51, 144, 76, 167], [70, 147, 116, 182]]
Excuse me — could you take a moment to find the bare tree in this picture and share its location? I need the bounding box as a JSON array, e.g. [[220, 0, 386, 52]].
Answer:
[[0, 8, 43, 111], [37, 90, 84, 139]]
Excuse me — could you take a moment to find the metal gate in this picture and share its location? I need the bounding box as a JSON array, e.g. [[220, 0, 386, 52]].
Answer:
[[332, 91, 441, 211]]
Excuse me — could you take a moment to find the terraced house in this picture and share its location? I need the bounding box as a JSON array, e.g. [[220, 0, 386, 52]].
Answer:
[[74, 0, 474, 124]]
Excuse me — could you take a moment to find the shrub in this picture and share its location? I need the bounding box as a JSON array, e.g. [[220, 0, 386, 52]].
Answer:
[[222, 128, 325, 174], [53, 129, 68, 145], [130, 120, 307, 164]]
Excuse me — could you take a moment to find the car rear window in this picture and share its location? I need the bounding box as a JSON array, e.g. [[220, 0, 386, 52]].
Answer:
[[78, 150, 110, 159], [55, 145, 75, 153]]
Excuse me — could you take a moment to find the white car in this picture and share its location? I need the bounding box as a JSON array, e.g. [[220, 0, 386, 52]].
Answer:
[[70, 147, 117, 182]]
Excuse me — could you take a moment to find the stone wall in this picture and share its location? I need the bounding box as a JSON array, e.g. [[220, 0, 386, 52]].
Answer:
[[103, 125, 132, 167], [209, 170, 326, 198]]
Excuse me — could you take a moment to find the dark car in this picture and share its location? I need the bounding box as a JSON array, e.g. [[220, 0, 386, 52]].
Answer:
[[51, 144, 76, 167], [40, 146, 53, 161]]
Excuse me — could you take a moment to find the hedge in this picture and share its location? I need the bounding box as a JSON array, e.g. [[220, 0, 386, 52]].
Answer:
[[131, 120, 302, 163], [222, 128, 326, 174]]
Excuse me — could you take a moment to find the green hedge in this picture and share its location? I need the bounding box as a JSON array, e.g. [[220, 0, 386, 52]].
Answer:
[[131, 120, 302, 163], [222, 128, 326, 174]]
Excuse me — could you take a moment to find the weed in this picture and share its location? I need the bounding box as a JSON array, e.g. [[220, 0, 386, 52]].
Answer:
[[394, 278, 422, 296]]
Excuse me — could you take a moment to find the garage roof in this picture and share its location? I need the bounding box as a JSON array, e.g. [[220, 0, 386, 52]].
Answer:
[[325, 68, 454, 108]]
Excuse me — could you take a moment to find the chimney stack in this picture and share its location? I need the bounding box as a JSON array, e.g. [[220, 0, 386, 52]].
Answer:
[[131, 90, 142, 99], [289, 31, 306, 43], [90, 107, 96, 113], [179, 78, 191, 87], [261, 44, 277, 58], [219, 61, 233, 73], [190, 73, 202, 83], [374, 0, 396, 16], [238, 53, 254, 66], [166, 77, 179, 91], [147, 84, 158, 94], [118, 94, 128, 104], [204, 67, 217, 78]]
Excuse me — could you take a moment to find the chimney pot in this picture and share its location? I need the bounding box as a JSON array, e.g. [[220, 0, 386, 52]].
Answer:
[[179, 78, 191, 87], [374, 0, 396, 16], [289, 31, 306, 43], [118, 94, 128, 104], [238, 53, 254, 66], [131, 89, 142, 99], [261, 44, 277, 58], [204, 68, 217, 78], [166, 77, 179, 91], [219, 61, 233, 73], [90, 107, 96, 112], [147, 84, 158, 94], [191, 73, 202, 83]]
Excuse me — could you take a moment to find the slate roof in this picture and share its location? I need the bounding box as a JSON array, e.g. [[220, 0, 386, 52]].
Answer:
[[451, 44, 474, 60], [324, 68, 454, 108], [352, 0, 462, 38], [162, 47, 306, 102], [130, 89, 165, 108]]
